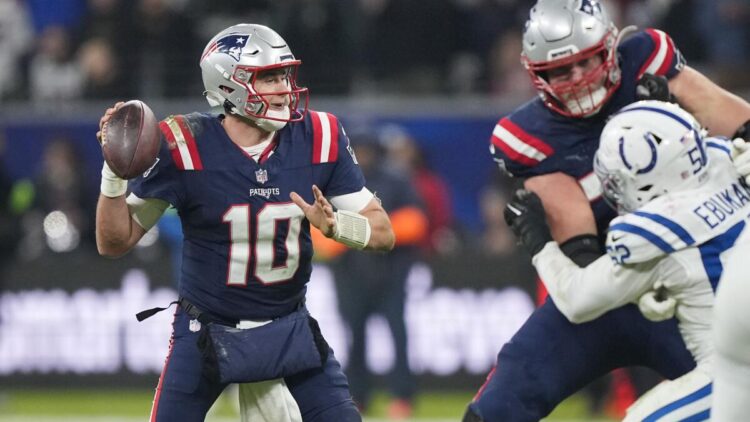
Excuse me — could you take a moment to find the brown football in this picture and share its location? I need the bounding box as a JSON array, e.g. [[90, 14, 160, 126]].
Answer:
[[102, 100, 161, 179]]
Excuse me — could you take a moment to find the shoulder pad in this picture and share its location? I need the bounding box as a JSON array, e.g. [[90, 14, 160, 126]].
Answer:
[[606, 209, 695, 263], [490, 114, 555, 176], [307, 109, 340, 164], [159, 114, 204, 171], [705, 136, 732, 160]]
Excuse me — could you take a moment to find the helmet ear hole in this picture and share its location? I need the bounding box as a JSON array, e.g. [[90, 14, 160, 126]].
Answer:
[[220, 85, 235, 94]]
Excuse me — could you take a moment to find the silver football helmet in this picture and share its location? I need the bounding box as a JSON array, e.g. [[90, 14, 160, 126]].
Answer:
[[200, 24, 309, 131], [594, 101, 709, 213], [522, 0, 621, 117]]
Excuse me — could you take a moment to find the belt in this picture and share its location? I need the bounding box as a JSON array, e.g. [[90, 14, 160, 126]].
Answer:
[[178, 298, 241, 326], [135, 297, 304, 326]]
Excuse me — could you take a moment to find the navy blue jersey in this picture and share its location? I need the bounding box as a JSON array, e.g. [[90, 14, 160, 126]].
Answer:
[[129, 110, 364, 320], [490, 29, 685, 233]]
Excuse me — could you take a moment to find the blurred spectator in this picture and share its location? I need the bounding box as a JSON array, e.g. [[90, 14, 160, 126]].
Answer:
[[26, 0, 86, 33], [4, 0, 750, 99], [453, 0, 532, 94], [694, 0, 750, 90], [78, 0, 136, 95], [327, 133, 428, 419], [358, 0, 460, 94], [383, 125, 456, 255], [21, 138, 94, 257], [78, 37, 128, 99], [79, 0, 133, 43], [28, 25, 84, 103], [273, 0, 356, 94], [0, 0, 33, 101], [477, 183, 515, 255], [185, 0, 271, 42], [131, 0, 199, 98], [487, 27, 535, 99], [656, 0, 707, 64], [0, 136, 25, 284]]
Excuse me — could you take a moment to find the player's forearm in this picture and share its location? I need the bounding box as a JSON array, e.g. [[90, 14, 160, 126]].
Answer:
[[694, 91, 750, 138], [532, 243, 633, 323], [95, 195, 139, 257], [362, 207, 395, 252], [672, 66, 750, 137]]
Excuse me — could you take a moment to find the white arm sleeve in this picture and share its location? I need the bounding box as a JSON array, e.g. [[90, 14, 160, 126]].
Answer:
[[125, 193, 170, 231], [329, 187, 374, 213], [532, 242, 658, 323]]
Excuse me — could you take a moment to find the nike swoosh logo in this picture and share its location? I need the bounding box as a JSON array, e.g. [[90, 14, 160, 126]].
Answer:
[[506, 204, 522, 216]]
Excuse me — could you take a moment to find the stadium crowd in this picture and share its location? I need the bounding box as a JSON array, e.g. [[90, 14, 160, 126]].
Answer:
[[1, 0, 749, 103]]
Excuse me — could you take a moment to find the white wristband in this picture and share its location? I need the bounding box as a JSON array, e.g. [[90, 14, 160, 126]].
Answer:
[[100, 162, 128, 198], [332, 209, 371, 250]]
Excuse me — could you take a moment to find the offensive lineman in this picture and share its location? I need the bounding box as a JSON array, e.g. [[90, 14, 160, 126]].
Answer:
[[466, 1, 750, 420], [506, 101, 750, 421]]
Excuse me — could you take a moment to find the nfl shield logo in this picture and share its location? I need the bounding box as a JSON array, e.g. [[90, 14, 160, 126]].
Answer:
[[255, 168, 268, 184]]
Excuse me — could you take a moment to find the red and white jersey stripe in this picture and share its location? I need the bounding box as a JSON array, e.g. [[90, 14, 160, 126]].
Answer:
[[638, 29, 677, 78], [160, 115, 204, 171], [491, 117, 554, 166], [310, 110, 339, 164]]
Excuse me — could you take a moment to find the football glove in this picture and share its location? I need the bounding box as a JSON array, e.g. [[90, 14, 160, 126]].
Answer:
[[637, 281, 676, 322], [635, 73, 676, 103], [504, 189, 553, 257]]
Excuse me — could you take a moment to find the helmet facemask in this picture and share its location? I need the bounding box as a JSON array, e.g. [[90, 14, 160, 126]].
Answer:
[[523, 28, 620, 118], [229, 63, 309, 132], [594, 154, 638, 213]]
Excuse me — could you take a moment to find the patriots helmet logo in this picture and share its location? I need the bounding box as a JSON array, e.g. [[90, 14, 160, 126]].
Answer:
[[216, 34, 250, 61], [579, 0, 603, 17]]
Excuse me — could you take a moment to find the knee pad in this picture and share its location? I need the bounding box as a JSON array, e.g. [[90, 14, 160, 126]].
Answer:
[[462, 405, 485, 422]]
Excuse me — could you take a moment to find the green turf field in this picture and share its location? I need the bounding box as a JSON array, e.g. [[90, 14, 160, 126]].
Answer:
[[0, 389, 616, 421]]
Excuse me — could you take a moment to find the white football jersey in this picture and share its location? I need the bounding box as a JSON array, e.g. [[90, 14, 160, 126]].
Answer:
[[533, 138, 750, 365]]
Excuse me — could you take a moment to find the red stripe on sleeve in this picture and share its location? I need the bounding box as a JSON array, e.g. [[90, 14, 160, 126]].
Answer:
[[175, 116, 203, 170], [656, 35, 675, 76], [491, 135, 539, 167], [499, 117, 554, 156], [638, 29, 661, 78], [326, 113, 339, 162], [159, 120, 185, 170], [310, 111, 323, 164]]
